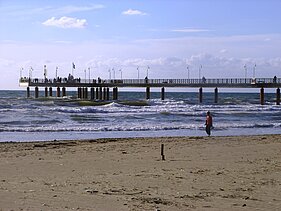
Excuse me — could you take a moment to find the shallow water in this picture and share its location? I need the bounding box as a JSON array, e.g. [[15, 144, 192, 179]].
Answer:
[[0, 90, 280, 142]]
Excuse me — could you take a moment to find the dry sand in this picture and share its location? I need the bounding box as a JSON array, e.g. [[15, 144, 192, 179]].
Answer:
[[0, 135, 281, 211]]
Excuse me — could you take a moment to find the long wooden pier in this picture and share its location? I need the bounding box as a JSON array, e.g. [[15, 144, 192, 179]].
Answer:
[[19, 77, 281, 105]]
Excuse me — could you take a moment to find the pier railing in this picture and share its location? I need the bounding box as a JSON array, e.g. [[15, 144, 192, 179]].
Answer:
[[19, 77, 281, 88]]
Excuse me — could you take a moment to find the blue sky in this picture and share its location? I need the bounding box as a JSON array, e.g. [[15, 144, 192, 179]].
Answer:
[[1, 0, 281, 89]]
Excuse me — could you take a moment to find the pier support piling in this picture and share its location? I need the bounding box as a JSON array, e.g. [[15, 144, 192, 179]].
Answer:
[[106, 87, 110, 101], [96, 88, 99, 100], [99, 87, 103, 100], [49, 87, 52, 97], [27, 87, 30, 98], [77, 87, 81, 99], [62, 87, 66, 97], [199, 87, 203, 103], [277, 88, 280, 105], [260, 87, 265, 105], [103, 87, 106, 100], [84, 87, 88, 99], [91, 88, 95, 100], [57, 87, 60, 98], [161, 87, 165, 100], [45, 87, 48, 97], [112, 88, 115, 100], [35, 86, 39, 98], [214, 87, 218, 103], [146, 87, 150, 100], [113, 87, 118, 100]]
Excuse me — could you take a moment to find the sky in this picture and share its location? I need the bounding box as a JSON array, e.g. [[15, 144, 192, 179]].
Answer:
[[1, 0, 281, 90]]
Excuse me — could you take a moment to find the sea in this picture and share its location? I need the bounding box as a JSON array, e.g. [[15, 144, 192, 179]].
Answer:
[[0, 90, 280, 142]]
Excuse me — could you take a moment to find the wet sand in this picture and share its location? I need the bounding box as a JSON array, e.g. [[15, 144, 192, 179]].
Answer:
[[0, 135, 281, 210]]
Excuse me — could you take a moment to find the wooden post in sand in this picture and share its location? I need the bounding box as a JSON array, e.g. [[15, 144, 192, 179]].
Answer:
[[161, 144, 165, 160]]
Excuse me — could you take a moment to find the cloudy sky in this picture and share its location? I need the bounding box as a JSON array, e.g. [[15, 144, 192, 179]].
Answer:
[[1, 0, 281, 89]]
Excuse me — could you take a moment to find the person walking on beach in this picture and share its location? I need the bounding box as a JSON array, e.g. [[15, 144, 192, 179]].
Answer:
[[205, 111, 213, 136]]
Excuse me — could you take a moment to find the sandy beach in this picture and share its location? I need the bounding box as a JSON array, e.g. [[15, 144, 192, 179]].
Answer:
[[0, 135, 281, 210]]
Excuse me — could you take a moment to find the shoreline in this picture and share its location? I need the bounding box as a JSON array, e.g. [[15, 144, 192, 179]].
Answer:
[[1, 134, 281, 210], [1, 127, 281, 143], [0, 133, 281, 144]]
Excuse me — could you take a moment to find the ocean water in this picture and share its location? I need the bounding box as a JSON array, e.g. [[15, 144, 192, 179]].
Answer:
[[0, 90, 280, 142]]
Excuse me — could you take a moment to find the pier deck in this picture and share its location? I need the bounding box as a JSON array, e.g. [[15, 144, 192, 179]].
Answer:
[[20, 77, 281, 88], [19, 77, 281, 105]]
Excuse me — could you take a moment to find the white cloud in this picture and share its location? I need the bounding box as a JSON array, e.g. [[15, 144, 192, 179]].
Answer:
[[219, 49, 227, 54], [42, 16, 87, 28], [122, 9, 147, 16], [0, 4, 104, 21], [2, 33, 281, 89], [0, 58, 16, 66]]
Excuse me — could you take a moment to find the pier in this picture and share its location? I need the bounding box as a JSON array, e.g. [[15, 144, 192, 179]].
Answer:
[[20, 77, 281, 105]]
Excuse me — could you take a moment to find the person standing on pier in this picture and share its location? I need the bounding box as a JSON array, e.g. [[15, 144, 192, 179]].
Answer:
[[205, 111, 213, 136]]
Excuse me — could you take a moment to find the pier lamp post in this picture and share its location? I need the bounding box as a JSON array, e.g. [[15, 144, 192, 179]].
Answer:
[[88, 67, 91, 83], [72, 62, 75, 77], [253, 64, 256, 78], [44, 65, 47, 79], [20, 67, 23, 78], [244, 64, 247, 78], [199, 65, 202, 80], [147, 66, 150, 78], [137, 66, 140, 80], [112, 68, 115, 79], [55, 66, 58, 79], [84, 69, 87, 82], [108, 69, 111, 80], [187, 65, 190, 80], [119, 69, 123, 80], [29, 67, 33, 79]]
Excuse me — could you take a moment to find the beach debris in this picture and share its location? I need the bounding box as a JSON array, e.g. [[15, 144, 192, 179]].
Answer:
[[103, 188, 143, 196], [135, 197, 173, 206], [85, 189, 99, 194]]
